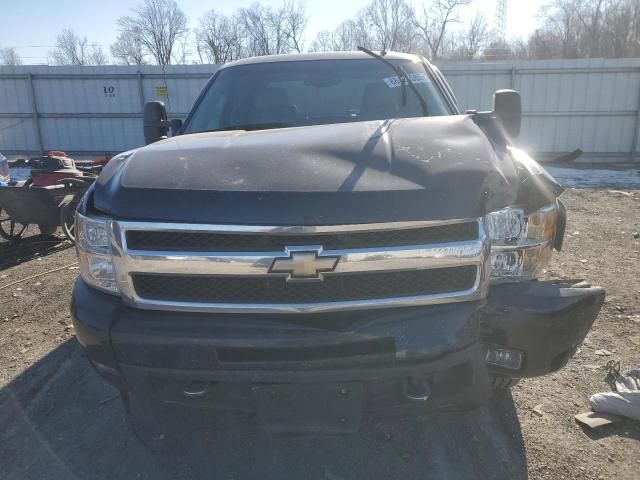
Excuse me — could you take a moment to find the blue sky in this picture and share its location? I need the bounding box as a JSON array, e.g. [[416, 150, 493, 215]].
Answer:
[[0, 0, 545, 64]]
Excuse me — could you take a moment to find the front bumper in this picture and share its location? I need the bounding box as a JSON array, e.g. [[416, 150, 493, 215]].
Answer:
[[481, 280, 605, 377], [71, 279, 604, 412]]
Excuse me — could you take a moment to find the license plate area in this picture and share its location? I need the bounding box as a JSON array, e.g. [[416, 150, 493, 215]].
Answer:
[[252, 382, 363, 433]]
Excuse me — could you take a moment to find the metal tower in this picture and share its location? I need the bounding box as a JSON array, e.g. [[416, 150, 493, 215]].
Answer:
[[495, 0, 508, 44]]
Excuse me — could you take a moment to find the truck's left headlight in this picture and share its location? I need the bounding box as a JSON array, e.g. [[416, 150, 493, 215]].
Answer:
[[75, 212, 119, 294], [485, 203, 557, 283]]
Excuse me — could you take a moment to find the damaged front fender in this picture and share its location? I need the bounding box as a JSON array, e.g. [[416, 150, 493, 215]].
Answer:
[[509, 147, 564, 213]]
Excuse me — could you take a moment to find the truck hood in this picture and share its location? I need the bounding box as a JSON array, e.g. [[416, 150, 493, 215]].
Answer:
[[94, 116, 561, 224]]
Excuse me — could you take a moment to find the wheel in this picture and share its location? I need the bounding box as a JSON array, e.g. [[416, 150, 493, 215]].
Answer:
[[59, 194, 81, 244], [0, 208, 29, 241]]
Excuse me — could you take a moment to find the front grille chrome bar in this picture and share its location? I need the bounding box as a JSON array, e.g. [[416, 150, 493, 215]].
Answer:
[[109, 219, 491, 314]]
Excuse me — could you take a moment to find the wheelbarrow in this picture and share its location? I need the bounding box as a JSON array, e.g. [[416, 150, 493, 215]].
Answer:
[[0, 177, 94, 244]]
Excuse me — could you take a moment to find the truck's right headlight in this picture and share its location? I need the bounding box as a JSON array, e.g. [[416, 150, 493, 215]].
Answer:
[[485, 204, 557, 283], [76, 212, 119, 294]]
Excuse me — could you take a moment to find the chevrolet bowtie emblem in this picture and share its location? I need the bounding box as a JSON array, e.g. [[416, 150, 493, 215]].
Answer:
[[269, 249, 340, 282]]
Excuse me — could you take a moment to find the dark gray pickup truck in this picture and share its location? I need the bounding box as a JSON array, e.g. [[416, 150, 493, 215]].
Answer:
[[71, 51, 604, 433]]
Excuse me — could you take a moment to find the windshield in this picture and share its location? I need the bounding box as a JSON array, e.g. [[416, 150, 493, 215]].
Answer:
[[184, 59, 451, 134]]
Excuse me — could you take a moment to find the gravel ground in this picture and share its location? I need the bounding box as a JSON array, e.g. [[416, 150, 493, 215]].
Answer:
[[0, 185, 639, 479]]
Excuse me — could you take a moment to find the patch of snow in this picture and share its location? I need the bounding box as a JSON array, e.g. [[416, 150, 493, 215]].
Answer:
[[546, 166, 640, 189]]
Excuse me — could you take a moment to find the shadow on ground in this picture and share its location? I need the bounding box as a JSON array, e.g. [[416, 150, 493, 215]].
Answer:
[[0, 234, 72, 270], [1, 340, 530, 480]]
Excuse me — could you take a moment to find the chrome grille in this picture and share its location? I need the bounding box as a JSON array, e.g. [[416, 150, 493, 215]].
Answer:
[[109, 219, 490, 314], [132, 266, 478, 304], [125, 222, 479, 252]]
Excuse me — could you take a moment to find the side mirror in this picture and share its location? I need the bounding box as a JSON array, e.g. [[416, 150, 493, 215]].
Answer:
[[143, 101, 168, 145], [493, 89, 521, 139]]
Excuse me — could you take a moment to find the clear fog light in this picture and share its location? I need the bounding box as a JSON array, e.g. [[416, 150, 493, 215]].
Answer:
[[88, 255, 115, 278], [486, 347, 523, 370], [490, 250, 523, 277]]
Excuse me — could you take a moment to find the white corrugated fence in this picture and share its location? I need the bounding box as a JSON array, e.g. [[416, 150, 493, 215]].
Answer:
[[0, 65, 216, 156], [1, 58, 639, 163]]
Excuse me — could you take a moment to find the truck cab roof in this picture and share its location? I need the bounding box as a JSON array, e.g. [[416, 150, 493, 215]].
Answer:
[[221, 51, 428, 69]]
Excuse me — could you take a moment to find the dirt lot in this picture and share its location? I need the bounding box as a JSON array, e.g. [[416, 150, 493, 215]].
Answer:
[[1, 185, 639, 479]]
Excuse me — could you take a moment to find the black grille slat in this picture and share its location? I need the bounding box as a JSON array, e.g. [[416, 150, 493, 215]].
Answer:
[[126, 222, 478, 252], [132, 266, 477, 304]]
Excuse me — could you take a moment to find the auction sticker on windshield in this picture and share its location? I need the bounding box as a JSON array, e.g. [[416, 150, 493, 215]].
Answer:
[[383, 73, 429, 88]]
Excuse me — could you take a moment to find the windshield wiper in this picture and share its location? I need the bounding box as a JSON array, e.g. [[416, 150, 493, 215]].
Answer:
[[201, 122, 295, 133], [357, 46, 428, 116]]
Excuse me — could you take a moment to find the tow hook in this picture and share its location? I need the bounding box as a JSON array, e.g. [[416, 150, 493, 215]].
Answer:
[[403, 376, 431, 402]]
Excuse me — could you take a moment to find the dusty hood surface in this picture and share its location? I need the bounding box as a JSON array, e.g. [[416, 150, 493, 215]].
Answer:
[[94, 116, 558, 224]]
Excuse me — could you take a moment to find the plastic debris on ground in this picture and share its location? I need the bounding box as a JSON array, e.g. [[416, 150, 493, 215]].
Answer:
[[574, 411, 619, 429], [588, 361, 640, 422]]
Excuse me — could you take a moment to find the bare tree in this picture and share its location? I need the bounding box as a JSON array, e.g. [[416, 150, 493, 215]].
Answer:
[[238, 4, 276, 56], [528, 0, 640, 59], [527, 28, 561, 59], [50, 29, 88, 65], [309, 16, 373, 52], [196, 10, 237, 64], [111, 28, 146, 65], [574, 0, 605, 57], [308, 30, 337, 52], [50, 29, 107, 65], [195, 1, 308, 62], [481, 0, 640, 60], [508, 38, 530, 59], [229, 11, 250, 60], [535, 0, 582, 58], [413, 0, 471, 60], [117, 0, 188, 65], [267, 4, 289, 55], [0, 47, 22, 66], [448, 12, 488, 59], [88, 44, 108, 65], [362, 0, 415, 52], [311, 0, 412, 53], [464, 12, 489, 57], [602, 0, 640, 57], [311, 0, 640, 60], [336, 18, 372, 50], [282, 0, 307, 53], [174, 35, 191, 65], [237, 2, 306, 56]]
